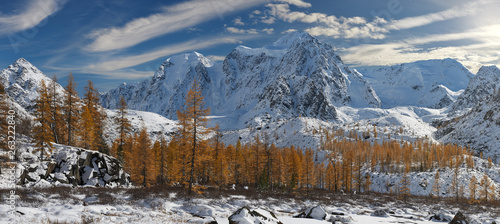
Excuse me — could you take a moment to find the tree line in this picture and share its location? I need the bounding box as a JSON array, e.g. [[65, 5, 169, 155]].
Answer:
[[1, 75, 498, 202]]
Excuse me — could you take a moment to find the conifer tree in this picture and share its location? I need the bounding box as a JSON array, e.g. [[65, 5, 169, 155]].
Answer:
[[480, 174, 494, 202], [364, 173, 371, 192], [177, 79, 210, 194], [155, 133, 168, 185], [432, 169, 440, 198], [33, 80, 54, 160], [135, 128, 155, 187], [114, 96, 132, 162], [398, 167, 411, 203], [63, 74, 80, 146], [469, 175, 478, 204], [80, 81, 108, 153], [0, 83, 9, 150], [48, 75, 63, 144]]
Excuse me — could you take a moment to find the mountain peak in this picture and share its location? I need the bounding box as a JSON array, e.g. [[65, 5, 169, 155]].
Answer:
[[477, 65, 500, 75], [165, 51, 212, 67], [270, 31, 316, 49]]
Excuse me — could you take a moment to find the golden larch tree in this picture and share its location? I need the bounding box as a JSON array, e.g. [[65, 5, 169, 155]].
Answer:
[[63, 74, 80, 146], [114, 96, 132, 162], [33, 80, 54, 160], [177, 79, 210, 194]]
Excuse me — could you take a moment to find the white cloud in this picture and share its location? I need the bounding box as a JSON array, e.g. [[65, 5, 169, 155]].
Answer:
[[86, 0, 267, 52], [261, 17, 276, 24], [282, 28, 298, 34], [226, 26, 273, 34], [262, 28, 275, 34], [275, 0, 311, 8], [340, 24, 500, 69], [0, 0, 66, 35], [266, 3, 388, 39], [207, 55, 227, 62], [233, 17, 245, 26], [85, 36, 242, 72]]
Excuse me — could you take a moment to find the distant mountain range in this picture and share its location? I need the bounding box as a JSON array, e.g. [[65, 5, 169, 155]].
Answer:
[[3, 31, 500, 159]]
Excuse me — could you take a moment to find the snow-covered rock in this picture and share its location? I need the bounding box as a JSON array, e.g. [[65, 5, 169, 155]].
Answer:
[[8, 139, 131, 188], [101, 32, 380, 130], [228, 207, 283, 224], [294, 205, 328, 220], [437, 89, 500, 160], [358, 58, 473, 109], [450, 65, 500, 114]]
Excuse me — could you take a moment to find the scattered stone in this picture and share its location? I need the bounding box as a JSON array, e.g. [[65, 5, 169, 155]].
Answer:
[[449, 211, 469, 224], [294, 205, 327, 220], [371, 209, 389, 217], [17, 147, 131, 187], [229, 207, 282, 224], [429, 213, 452, 222]]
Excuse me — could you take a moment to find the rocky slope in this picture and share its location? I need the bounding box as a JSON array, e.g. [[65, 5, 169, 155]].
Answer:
[[101, 32, 381, 130], [358, 58, 473, 109], [436, 89, 500, 160], [450, 65, 500, 114]]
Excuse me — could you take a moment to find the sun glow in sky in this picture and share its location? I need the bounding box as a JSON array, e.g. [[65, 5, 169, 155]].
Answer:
[[1, 0, 500, 92]]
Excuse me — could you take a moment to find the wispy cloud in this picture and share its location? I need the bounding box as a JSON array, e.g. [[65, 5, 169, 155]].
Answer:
[[226, 26, 274, 34], [385, 2, 479, 31], [86, 0, 267, 52], [340, 24, 500, 70], [85, 36, 244, 72], [275, 0, 311, 8], [0, 0, 66, 35]]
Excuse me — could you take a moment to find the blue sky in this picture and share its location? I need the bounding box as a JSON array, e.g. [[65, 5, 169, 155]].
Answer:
[[1, 0, 500, 93]]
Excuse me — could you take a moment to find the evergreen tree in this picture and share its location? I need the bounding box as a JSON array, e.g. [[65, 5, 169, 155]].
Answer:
[[469, 175, 478, 204], [0, 83, 9, 150], [432, 169, 440, 198], [33, 80, 54, 160], [80, 81, 108, 153], [48, 75, 63, 144], [114, 96, 131, 162], [177, 79, 210, 194], [63, 74, 80, 146]]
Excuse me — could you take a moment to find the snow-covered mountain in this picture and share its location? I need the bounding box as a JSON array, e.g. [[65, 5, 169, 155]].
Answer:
[[450, 65, 500, 114], [101, 32, 381, 130], [0, 58, 65, 112], [437, 90, 500, 160], [358, 59, 473, 109]]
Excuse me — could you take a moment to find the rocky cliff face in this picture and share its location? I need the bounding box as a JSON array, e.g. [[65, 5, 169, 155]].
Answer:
[[450, 65, 500, 114], [436, 89, 500, 160], [101, 32, 381, 129]]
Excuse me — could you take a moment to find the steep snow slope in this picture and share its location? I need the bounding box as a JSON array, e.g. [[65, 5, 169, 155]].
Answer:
[[0, 58, 65, 112], [437, 90, 500, 160], [103, 109, 178, 144], [450, 65, 500, 114], [358, 59, 473, 109], [100, 52, 217, 119], [101, 32, 380, 130]]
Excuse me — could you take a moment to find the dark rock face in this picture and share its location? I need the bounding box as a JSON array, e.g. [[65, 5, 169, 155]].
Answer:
[[19, 146, 131, 187], [449, 211, 469, 224]]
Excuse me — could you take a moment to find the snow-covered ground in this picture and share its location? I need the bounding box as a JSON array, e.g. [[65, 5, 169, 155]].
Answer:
[[1, 187, 498, 223]]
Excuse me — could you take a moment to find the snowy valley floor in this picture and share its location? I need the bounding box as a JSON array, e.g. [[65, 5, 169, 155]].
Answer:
[[0, 186, 499, 224]]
